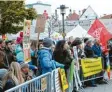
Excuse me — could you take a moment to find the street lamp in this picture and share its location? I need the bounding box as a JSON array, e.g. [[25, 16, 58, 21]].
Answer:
[[57, 5, 68, 40]]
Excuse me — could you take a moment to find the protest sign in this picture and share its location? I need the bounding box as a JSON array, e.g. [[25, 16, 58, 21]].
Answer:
[[35, 14, 46, 49], [59, 68, 68, 91], [23, 20, 31, 63], [81, 57, 102, 77], [41, 77, 47, 91], [35, 14, 46, 33], [69, 60, 74, 82], [53, 69, 62, 92]]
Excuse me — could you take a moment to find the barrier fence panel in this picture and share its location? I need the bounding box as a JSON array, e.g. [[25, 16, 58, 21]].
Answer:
[[52, 68, 62, 92], [5, 72, 51, 92], [5, 57, 107, 92]]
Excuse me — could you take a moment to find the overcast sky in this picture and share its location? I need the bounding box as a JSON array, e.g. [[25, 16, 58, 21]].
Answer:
[[26, 0, 112, 16]]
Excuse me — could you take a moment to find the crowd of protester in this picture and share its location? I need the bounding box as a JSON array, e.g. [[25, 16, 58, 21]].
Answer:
[[0, 32, 111, 92]]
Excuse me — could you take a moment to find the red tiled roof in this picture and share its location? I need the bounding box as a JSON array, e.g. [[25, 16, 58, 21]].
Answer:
[[100, 14, 112, 19], [66, 12, 79, 21]]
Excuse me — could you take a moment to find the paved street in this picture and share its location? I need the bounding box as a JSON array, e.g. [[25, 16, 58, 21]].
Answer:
[[81, 80, 112, 92]]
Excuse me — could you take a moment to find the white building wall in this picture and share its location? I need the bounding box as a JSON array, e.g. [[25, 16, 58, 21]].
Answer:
[[33, 4, 51, 16], [27, 3, 51, 39]]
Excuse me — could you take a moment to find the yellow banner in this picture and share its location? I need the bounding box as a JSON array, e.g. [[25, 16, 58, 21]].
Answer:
[[81, 57, 102, 77], [59, 68, 68, 91]]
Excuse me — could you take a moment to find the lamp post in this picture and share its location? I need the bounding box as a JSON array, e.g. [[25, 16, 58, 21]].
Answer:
[[57, 5, 68, 40]]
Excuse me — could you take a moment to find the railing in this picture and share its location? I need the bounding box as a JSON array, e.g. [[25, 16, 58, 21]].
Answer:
[[5, 56, 110, 92], [5, 72, 51, 92]]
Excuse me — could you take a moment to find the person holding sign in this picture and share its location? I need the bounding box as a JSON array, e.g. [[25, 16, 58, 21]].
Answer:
[[53, 40, 73, 92], [15, 36, 37, 71]]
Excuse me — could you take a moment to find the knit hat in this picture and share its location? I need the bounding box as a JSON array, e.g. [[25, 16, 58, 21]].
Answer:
[[86, 40, 92, 44], [43, 38, 53, 48], [20, 62, 29, 69], [20, 32, 23, 38], [84, 38, 89, 43], [16, 37, 23, 44]]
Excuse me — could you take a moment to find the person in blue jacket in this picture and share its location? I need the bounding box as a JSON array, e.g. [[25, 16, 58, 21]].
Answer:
[[15, 44, 24, 63], [38, 38, 64, 74], [92, 39, 102, 57], [92, 39, 108, 84], [15, 38, 37, 70]]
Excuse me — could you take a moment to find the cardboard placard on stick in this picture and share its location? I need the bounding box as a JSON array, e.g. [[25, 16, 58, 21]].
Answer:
[[35, 14, 46, 50], [35, 14, 46, 33]]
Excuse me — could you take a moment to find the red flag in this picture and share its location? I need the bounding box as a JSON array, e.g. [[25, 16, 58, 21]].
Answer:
[[88, 19, 112, 51]]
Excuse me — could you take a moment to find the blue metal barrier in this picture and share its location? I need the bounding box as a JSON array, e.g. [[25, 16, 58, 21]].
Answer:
[[5, 72, 51, 92]]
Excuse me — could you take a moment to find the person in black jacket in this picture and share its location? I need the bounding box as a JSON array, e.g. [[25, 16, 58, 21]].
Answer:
[[0, 40, 9, 69], [84, 40, 97, 87], [0, 50, 8, 69], [5, 41, 15, 65], [53, 40, 73, 74], [84, 40, 97, 58], [71, 37, 85, 59]]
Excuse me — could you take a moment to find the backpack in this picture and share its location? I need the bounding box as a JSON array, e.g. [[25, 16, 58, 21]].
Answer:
[[36, 56, 42, 76], [33, 50, 42, 76]]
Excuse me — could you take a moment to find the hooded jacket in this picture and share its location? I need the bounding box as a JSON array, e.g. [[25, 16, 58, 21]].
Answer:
[[38, 47, 64, 74], [92, 44, 102, 57], [15, 44, 24, 63], [15, 44, 37, 70]]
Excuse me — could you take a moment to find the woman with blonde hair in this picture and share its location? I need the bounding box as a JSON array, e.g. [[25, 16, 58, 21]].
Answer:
[[2, 62, 24, 91]]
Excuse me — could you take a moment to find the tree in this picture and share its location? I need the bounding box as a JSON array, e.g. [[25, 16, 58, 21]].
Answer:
[[0, 1, 37, 34], [47, 15, 61, 38]]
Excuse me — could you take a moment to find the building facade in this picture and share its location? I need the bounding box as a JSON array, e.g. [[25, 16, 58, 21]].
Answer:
[[26, 2, 52, 39]]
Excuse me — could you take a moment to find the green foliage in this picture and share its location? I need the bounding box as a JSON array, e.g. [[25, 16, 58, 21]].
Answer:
[[0, 1, 37, 34]]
